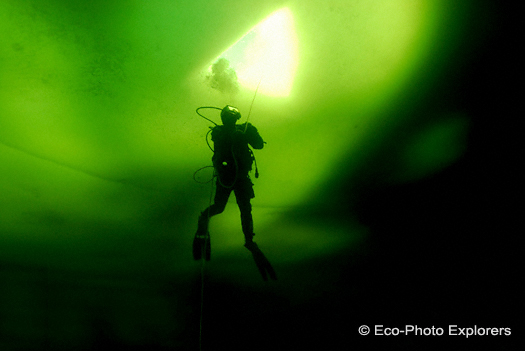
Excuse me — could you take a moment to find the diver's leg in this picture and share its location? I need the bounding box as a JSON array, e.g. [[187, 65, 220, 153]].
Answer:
[[197, 183, 231, 234], [234, 178, 255, 244], [193, 183, 231, 260], [237, 197, 254, 243]]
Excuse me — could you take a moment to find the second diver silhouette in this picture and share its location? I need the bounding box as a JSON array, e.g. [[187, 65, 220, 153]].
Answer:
[[193, 105, 276, 281]]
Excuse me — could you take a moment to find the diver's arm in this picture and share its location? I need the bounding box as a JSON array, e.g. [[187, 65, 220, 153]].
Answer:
[[245, 123, 264, 149]]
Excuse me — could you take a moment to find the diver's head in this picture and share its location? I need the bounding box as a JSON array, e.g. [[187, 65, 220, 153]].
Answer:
[[221, 105, 241, 126]]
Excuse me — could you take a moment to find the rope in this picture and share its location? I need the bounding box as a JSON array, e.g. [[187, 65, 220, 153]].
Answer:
[[199, 253, 205, 351], [199, 173, 215, 351], [244, 78, 262, 133], [199, 248, 205, 351]]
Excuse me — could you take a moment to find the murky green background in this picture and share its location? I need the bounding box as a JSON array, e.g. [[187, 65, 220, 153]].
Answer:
[[0, 1, 516, 350]]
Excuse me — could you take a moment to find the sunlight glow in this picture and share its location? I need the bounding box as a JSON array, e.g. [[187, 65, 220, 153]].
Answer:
[[209, 8, 298, 97]]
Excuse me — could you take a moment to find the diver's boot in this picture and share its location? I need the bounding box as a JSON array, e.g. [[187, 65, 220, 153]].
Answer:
[[204, 233, 211, 261], [193, 231, 210, 260], [192, 234, 201, 260], [244, 233, 257, 251]]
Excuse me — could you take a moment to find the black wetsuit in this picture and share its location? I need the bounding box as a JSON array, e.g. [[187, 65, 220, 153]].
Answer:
[[196, 122, 264, 242]]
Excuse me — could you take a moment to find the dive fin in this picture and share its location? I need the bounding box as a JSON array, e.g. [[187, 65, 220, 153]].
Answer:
[[244, 241, 277, 281]]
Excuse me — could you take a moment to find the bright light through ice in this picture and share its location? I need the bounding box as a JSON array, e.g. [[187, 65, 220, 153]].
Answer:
[[209, 8, 298, 97]]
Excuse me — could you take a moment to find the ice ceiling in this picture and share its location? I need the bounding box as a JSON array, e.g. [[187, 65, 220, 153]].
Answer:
[[0, 0, 471, 271]]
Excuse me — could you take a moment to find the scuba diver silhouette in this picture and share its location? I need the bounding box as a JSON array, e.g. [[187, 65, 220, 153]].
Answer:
[[193, 105, 264, 260]]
